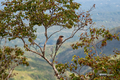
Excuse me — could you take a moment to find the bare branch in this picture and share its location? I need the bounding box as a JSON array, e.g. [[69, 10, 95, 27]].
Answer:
[[52, 64, 61, 79], [30, 38, 43, 53], [52, 26, 83, 63], [3, 37, 7, 47], [42, 26, 49, 56], [88, 4, 95, 13], [94, 38, 106, 56], [92, 42, 99, 56], [78, 65, 83, 75], [20, 38, 43, 57], [52, 17, 94, 64], [21, 38, 61, 79], [47, 47, 54, 58], [48, 27, 65, 39], [63, 27, 82, 44], [5, 65, 17, 80], [42, 54, 61, 79]]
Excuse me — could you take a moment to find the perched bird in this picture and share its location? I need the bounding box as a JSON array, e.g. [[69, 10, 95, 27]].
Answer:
[[56, 35, 64, 51]]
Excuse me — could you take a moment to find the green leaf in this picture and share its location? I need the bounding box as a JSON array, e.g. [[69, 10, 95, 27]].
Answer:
[[94, 69, 98, 74]]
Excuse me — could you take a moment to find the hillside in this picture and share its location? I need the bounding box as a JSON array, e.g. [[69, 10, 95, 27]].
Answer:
[[54, 26, 120, 74], [10, 52, 57, 80], [8, 26, 120, 79], [56, 26, 120, 67]]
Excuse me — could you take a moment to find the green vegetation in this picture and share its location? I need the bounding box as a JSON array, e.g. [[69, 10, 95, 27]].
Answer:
[[9, 52, 57, 80], [0, 0, 120, 79], [9, 26, 120, 80], [56, 27, 120, 80], [0, 46, 29, 80]]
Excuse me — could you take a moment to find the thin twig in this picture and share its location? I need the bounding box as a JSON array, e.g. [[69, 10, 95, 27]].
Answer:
[[78, 65, 83, 75]]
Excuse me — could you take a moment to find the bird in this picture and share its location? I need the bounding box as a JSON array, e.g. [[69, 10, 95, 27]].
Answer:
[[56, 35, 64, 51]]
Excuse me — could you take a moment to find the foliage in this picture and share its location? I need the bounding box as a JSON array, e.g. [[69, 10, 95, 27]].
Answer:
[[0, 0, 96, 79], [56, 27, 120, 80], [1, 0, 119, 79], [0, 0, 80, 40], [0, 46, 29, 80]]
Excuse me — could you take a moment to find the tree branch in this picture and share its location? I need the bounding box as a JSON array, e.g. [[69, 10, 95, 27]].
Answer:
[[21, 38, 61, 79], [30, 38, 43, 53], [52, 26, 83, 63], [20, 38, 43, 57], [47, 7, 57, 28], [48, 27, 65, 39], [5, 64, 17, 80], [43, 26, 48, 56]]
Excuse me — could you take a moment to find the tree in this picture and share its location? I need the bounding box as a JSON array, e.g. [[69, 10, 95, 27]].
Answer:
[[0, 0, 95, 79], [0, 7, 29, 79], [0, 41, 29, 80], [56, 27, 120, 80]]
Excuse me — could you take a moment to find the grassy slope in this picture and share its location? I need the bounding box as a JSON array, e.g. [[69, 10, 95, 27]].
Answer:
[[10, 52, 57, 80]]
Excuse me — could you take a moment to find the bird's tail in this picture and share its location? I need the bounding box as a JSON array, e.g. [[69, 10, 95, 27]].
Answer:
[[55, 44, 58, 53]]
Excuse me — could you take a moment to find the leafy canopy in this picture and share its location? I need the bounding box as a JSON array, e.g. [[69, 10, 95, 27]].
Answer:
[[1, 0, 80, 41]]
